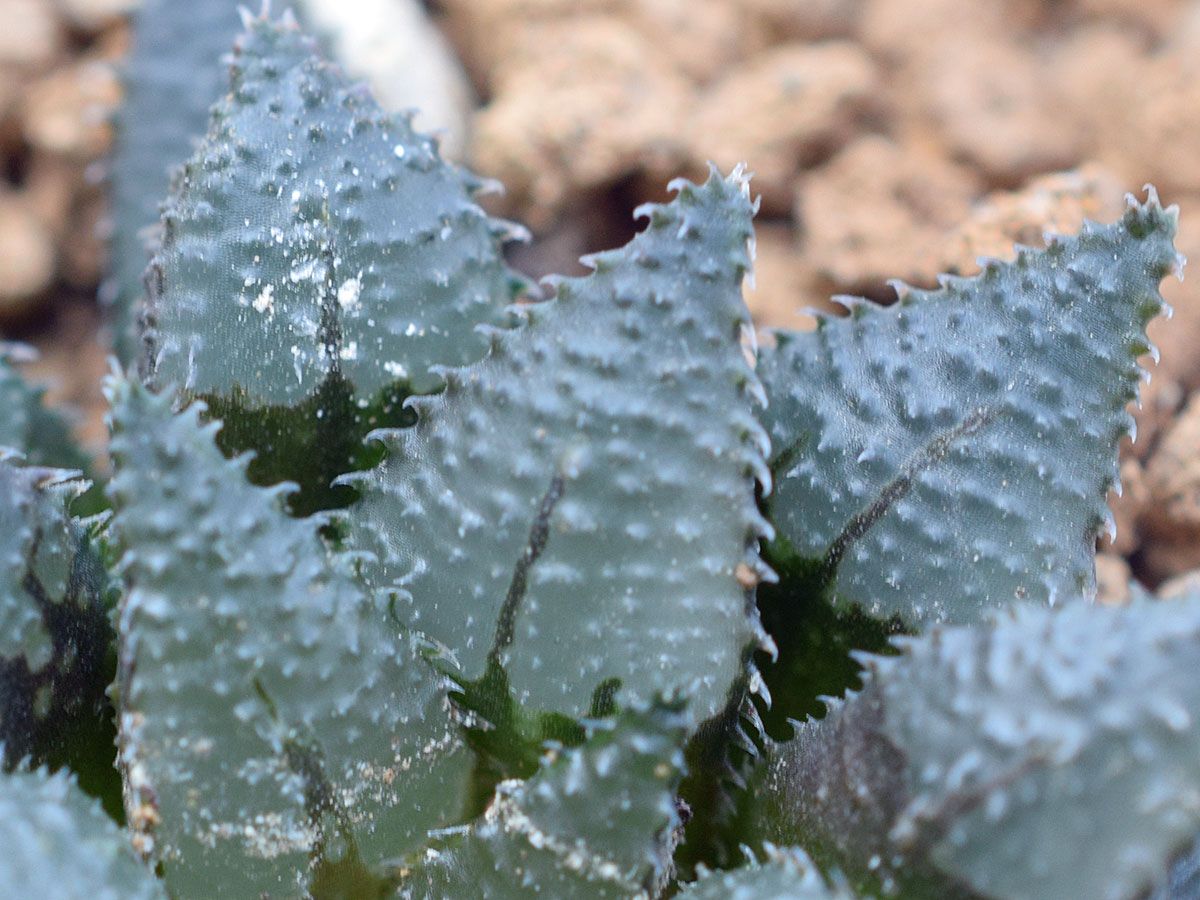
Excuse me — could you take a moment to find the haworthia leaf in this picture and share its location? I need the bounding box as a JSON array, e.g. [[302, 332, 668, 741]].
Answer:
[[0, 461, 117, 793], [0, 768, 164, 899], [106, 378, 473, 897], [763, 595, 1200, 900], [758, 193, 1180, 625], [106, 0, 246, 364], [343, 168, 772, 723], [140, 12, 526, 513], [676, 846, 853, 899], [0, 344, 91, 473], [396, 703, 688, 898]]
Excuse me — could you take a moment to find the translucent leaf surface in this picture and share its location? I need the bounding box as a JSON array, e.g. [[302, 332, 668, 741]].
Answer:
[[344, 168, 771, 723], [396, 704, 688, 898], [758, 194, 1180, 625], [0, 768, 164, 899], [764, 595, 1200, 899], [676, 846, 853, 899], [107, 378, 473, 897]]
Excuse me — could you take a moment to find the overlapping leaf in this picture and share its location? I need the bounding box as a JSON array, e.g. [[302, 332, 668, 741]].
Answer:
[[140, 12, 526, 512], [763, 594, 1200, 899], [397, 703, 688, 898], [0, 345, 91, 472], [106, 0, 246, 363], [107, 377, 473, 897], [676, 846, 852, 899], [0, 461, 116, 789], [344, 168, 772, 725]]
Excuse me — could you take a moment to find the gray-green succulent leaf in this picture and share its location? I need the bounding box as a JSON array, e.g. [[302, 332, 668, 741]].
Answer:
[[759, 192, 1181, 627], [395, 701, 689, 898], [0, 460, 117, 786], [106, 376, 474, 897], [0, 344, 92, 475], [763, 593, 1200, 899], [343, 166, 773, 728], [676, 845, 854, 899], [138, 11, 529, 514], [106, 0, 249, 364]]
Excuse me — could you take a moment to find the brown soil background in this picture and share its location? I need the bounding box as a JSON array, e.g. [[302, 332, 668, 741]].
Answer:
[[1, 0, 1199, 599]]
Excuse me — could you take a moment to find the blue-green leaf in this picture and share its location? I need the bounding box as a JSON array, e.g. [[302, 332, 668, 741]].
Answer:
[[759, 193, 1180, 626], [764, 595, 1200, 899], [344, 167, 771, 724], [107, 377, 473, 897]]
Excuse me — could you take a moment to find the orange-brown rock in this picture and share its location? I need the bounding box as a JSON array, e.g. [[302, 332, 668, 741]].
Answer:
[[937, 165, 1125, 275], [470, 16, 689, 226], [0, 0, 61, 69], [1095, 553, 1133, 605], [745, 222, 818, 332], [912, 37, 1082, 185], [1142, 391, 1200, 547], [796, 135, 979, 291], [0, 189, 55, 320], [20, 58, 120, 159], [687, 42, 879, 215]]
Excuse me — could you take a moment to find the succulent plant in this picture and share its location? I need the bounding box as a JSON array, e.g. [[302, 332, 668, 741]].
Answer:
[[3, 7, 1193, 898]]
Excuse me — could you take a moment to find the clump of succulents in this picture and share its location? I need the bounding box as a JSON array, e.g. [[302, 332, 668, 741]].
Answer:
[[0, 7, 1192, 899]]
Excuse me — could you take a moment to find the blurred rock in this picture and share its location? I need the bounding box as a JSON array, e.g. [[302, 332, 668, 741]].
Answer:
[[1095, 552, 1133, 605], [440, 0, 619, 85], [1143, 392, 1200, 581], [0, 190, 55, 320], [796, 135, 979, 291], [20, 57, 120, 158], [472, 15, 688, 226], [745, 222, 818, 332], [0, 0, 62, 68], [56, 0, 139, 33], [1070, 0, 1186, 39], [24, 154, 80, 240], [937, 164, 1125, 274], [687, 42, 880, 215], [628, 0, 752, 84], [859, 0, 1047, 62], [60, 183, 107, 287], [739, 0, 866, 41], [1160, 568, 1200, 600], [914, 36, 1082, 185]]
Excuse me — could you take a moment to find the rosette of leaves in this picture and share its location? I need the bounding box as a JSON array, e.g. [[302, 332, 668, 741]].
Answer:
[[139, 11, 528, 514]]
